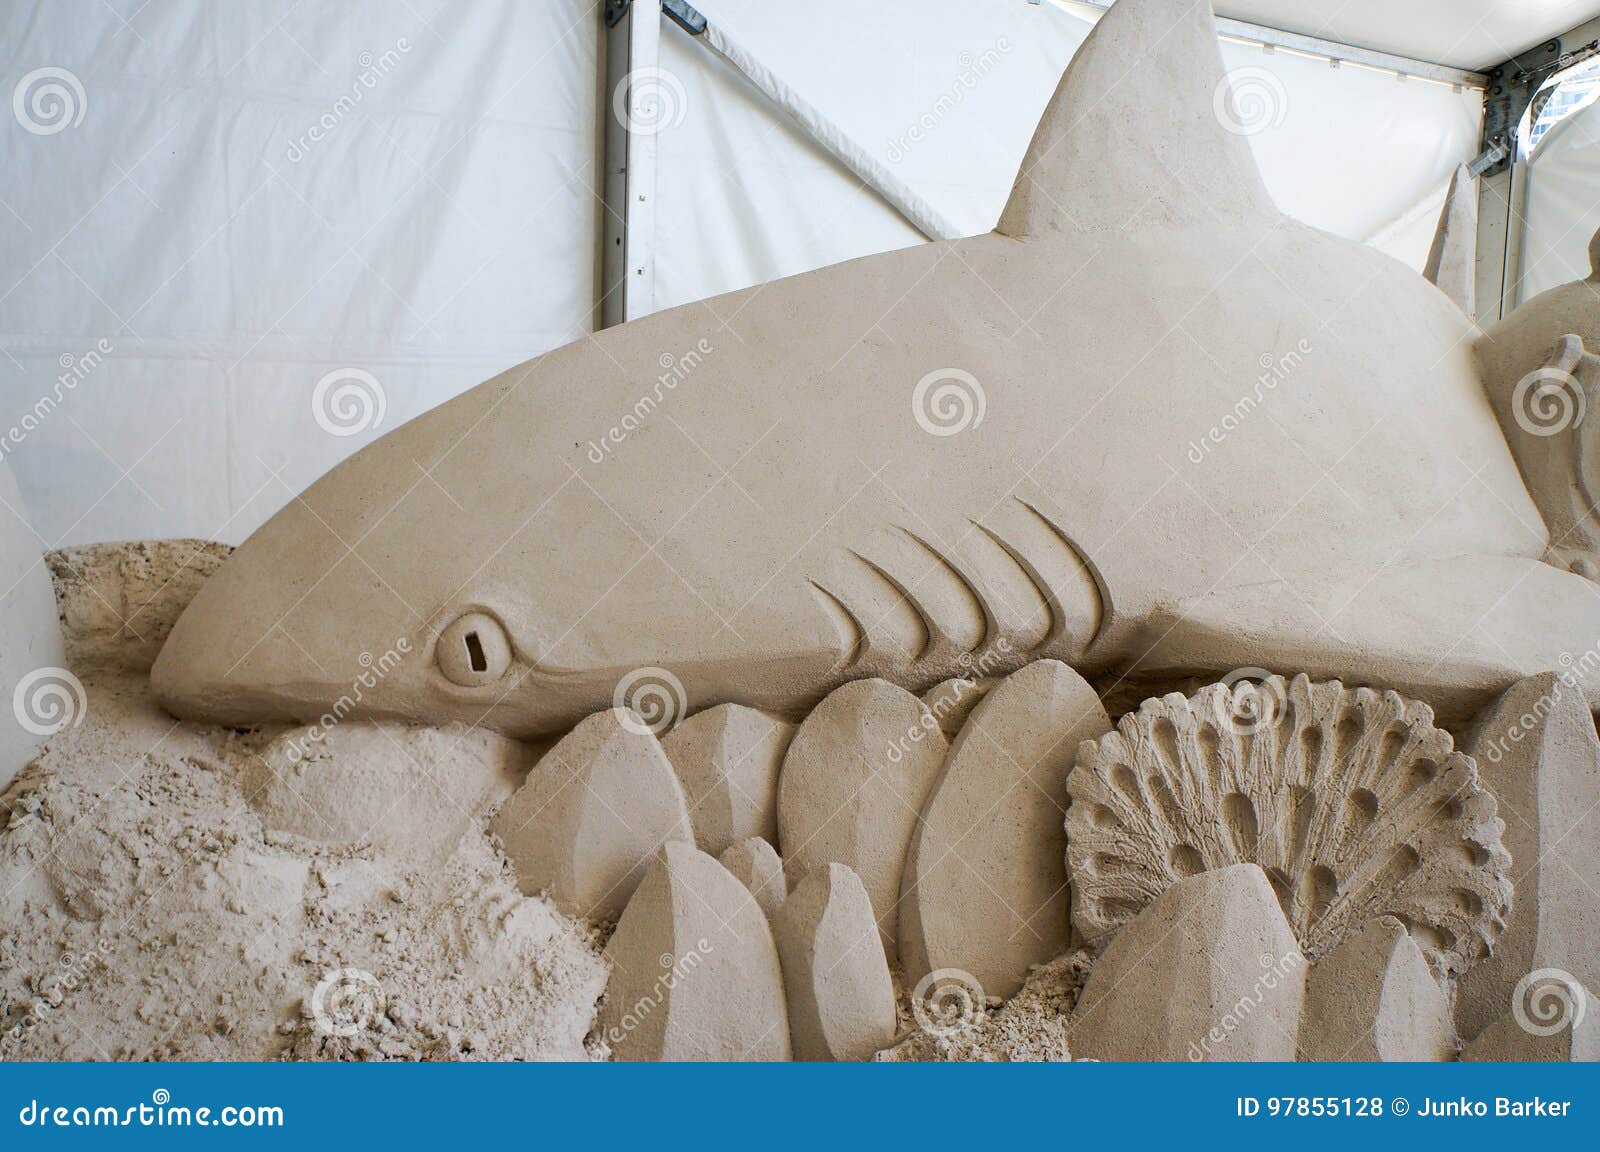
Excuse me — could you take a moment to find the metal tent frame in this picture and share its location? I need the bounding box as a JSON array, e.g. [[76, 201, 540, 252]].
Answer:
[[598, 0, 1595, 328]]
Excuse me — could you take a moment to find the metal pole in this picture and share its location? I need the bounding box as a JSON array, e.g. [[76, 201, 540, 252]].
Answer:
[[600, 0, 663, 328]]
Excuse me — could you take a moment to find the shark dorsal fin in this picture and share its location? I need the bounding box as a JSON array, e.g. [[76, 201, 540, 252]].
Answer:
[[1423, 164, 1477, 316], [998, 0, 1274, 240]]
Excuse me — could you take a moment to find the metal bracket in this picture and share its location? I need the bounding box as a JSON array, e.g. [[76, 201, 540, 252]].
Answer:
[[604, 0, 629, 30], [1465, 141, 1508, 178], [1480, 38, 1566, 176], [662, 0, 706, 36]]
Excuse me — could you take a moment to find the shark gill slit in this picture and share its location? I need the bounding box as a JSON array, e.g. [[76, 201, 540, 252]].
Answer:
[[895, 526, 997, 656], [969, 519, 1064, 655], [847, 550, 935, 664], [1016, 498, 1110, 654], [812, 503, 1107, 678], [807, 581, 866, 669]]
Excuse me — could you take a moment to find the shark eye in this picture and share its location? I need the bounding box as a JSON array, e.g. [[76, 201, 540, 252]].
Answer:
[[437, 612, 512, 687]]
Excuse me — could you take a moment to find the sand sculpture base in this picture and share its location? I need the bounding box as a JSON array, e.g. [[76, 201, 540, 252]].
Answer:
[[3, 540, 1594, 1063]]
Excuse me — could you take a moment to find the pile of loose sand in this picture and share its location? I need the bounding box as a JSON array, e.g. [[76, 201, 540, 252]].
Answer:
[[1, 542, 609, 1062], [877, 951, 1092, 1062]]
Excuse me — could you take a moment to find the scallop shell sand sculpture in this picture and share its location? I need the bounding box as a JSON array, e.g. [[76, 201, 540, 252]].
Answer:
[[1065, 674, 1512, 977]]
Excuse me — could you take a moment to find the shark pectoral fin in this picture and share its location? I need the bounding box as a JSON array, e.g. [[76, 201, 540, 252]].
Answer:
[[1500, 334, 1600, 575], [997, 0, 1273, 241], [1132, 556, 1600, 724], [1552, 332, 1588, 377]]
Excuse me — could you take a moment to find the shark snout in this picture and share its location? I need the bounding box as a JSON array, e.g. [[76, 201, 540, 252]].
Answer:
[[153, 486, 433, 728]]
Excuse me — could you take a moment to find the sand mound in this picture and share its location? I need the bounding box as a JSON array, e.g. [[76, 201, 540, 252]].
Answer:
[[0, 544, 609, 1062], [46, 540, 233, 675]]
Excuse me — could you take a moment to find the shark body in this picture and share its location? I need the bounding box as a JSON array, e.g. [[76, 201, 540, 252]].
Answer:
[[153, 0, 1600, 735]]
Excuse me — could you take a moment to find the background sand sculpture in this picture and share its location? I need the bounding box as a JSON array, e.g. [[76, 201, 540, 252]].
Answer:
[[1477, 234, 1600, 579]]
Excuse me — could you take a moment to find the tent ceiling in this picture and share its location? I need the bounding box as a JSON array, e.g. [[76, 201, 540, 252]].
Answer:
[[1219, 0, 1600, 70]]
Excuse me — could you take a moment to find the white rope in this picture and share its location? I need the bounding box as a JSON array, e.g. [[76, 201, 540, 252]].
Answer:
[[697, 19, 968, 241]]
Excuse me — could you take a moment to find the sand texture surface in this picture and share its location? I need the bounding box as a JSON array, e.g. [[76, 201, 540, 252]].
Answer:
[[2, 544, 609, 1061]]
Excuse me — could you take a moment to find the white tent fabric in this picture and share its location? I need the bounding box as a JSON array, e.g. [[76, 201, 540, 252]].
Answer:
[[651, 1, 1086, 311], [1, 0, 598, 547], [1518, 94, 1600, 303], [1229, 42, 1482, 259], [3, 0, 1484, 547], [652, 0, 1483, 312], [650, 21, 923, 314]]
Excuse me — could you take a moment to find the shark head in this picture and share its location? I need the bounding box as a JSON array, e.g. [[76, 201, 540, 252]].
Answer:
[[152, 371, 726, 738]]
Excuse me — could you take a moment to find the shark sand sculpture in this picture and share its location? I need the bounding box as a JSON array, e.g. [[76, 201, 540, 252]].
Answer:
[[154, 0, 1600, 737]]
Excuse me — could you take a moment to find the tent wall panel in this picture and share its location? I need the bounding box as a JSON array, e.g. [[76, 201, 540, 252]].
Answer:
[[1, 0, 599, 546]]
